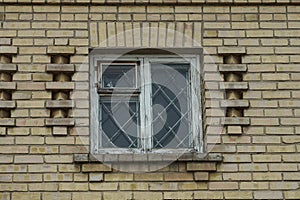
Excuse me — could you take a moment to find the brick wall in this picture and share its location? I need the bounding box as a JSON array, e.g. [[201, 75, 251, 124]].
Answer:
[[0, 2, 300, 200]]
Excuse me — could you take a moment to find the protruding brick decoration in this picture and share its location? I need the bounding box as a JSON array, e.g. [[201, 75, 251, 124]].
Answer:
[[220, 100, 249, 108], [224, 55, 241, 64], [219, 64, 247, 73], [53, 92, 69, 100], [219, 54, 249, 134], [0, 55, 16, 123], [222, 117, 250, 125], [51, 109, 67, 118], [226, 91, 242, 100], [46, 55, 75, 136], [51, 55, 69, 64], [220, 82, 248, 90], [218, 47, 246, 55]]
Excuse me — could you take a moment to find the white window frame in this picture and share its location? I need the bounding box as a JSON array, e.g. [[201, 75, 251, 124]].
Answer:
[[90, 53, 203, 154]]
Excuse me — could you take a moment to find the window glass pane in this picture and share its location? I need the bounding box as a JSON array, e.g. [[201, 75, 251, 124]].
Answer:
[[100, 97, 139, 148], [151, 64, 192, 149], [101, 64, 136, 88]]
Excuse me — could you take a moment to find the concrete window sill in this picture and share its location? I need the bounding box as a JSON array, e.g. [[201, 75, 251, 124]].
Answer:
[[74, 153, 223, 163]]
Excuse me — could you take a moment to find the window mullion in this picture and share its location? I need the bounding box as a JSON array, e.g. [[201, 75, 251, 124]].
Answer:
[[142, 58, 153, 151], [91, 64, 100, 153], [191, 57, 202, 152]]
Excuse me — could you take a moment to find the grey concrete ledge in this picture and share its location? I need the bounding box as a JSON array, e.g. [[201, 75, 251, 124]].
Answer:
[[74, 153, 223, 163]]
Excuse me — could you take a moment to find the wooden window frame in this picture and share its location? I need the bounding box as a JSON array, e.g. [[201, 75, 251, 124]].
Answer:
[[90, 52, 203, 154]]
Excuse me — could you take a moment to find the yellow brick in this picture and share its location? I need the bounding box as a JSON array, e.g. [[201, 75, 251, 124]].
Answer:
[[13, 38, 34, 46], [73, 192, 102, 200], [43, 173, 72, 182], [12, 192, 40, 200], [59, 183, 88, 191], [31, 127, 51, 135], [7, 127, 30, 135], [209, 182, 238, 190], [27, 164, 56, 173], [254, 191, 283, 199], [43, 192, 71, 200], [30, 109, 50, 117], [18, 30, 45, 37], [149, 182, 178, 191], [224, 191, 253, 199], [82, 164, 112, 172], [223, 173, 252, 181], [194, 191, 223, 199], [164, 173, 194, 181], [15, 155, 43, 164], [104, 173, 133, 181], [0, 155, 13, 164], [134, 173, 164, 181], [103, 192, 132, 199], [134, 192, 163, 200], [15, 136, 44, 144], [46, 137, 75, 144], [120, 183, 148, 191], [13, 174, 42, 182], [253, 172, 282, 181], [30, 146, 59, 154], [48, 46, 75, 54], [74, 173, 88, 182], [45, 155, 73, 163], [90, 183, 118, 191], [118, 6, 146, 13], [28, 183, 58, 191], [32, 91, 52, 99], [270, 182, 298, 190], [58, 164, 80, 172], [240, 182, 268, 190], [61, 6, 88, 13], [47, 30, 74, 37], [285, 191, 300, 199], [17, 100, 45, 108], [223, 154, 251, 163], [0, 194, 10, 200], [16, 118, 45, 126]]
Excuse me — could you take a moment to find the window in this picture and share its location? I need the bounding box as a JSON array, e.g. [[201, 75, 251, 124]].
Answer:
[[90, 49, 203, 154]]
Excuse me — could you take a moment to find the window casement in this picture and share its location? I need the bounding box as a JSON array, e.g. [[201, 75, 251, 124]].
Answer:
[[90, 49, 203, 154]]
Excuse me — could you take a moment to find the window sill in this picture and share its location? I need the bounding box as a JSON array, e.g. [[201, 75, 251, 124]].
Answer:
[[74, 153, 223, 163]]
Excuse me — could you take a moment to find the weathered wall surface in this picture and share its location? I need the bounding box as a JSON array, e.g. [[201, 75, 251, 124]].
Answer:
[[0, 2, 299, 200]]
